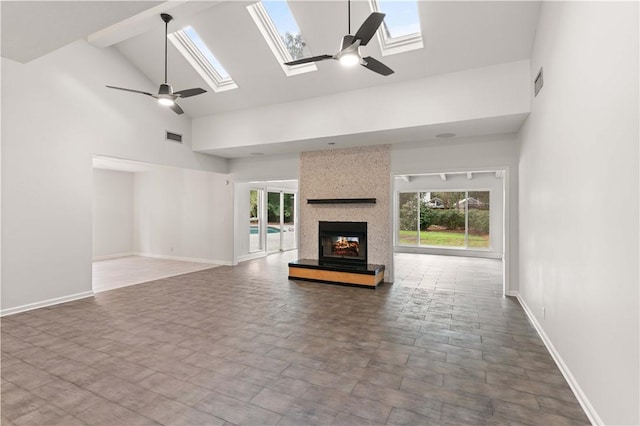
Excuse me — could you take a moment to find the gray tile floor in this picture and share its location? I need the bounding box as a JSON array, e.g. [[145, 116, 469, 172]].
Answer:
[[1, 252, 589, 425]]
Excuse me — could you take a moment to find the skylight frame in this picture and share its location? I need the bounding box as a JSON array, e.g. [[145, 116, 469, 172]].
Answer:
[[247, 1, 317, 77], [168, 27, 238, 93], [369, 0, 423, 56]]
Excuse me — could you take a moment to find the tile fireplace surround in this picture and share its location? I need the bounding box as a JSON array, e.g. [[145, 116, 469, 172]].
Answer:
[[299, 145, 392, 280]]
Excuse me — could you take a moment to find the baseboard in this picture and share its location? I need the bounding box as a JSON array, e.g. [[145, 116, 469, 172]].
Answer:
[[1, 291, 94, 317], [513, 291, 602, 425], [237, 252, 268, 263], [394, 246, 502, 260], [134, 252, 233, 266], [92, 252, 135, 261]]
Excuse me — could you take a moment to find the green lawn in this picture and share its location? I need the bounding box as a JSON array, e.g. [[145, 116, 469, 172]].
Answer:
[[399, 230, 489, 248]]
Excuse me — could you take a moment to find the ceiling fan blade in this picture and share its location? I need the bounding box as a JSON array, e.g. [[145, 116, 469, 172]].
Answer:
[[353, 12, 385, 46], [361, 56, 394, 76], [106, 85, 154, 97], [284, 55, 333, 66], [174, 88, 207, 98], [169, 103, 184, 115]]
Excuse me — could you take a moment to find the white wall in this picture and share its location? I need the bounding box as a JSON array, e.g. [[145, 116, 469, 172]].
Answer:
[[1, 40, 228, 314], [92, 169, 134, 259], [134, 166, 233, 265], [518, 2, 639, 424], [193, 61, 530, 152], [391, 134, 519, 292], [394, 172, 504, 259], [228, 153, 300, 182]]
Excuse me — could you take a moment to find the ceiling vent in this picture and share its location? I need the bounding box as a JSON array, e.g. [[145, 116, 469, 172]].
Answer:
[[165, 131, 183, 143]]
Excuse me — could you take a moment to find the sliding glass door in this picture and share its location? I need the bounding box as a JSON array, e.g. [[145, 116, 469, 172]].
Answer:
[[266, 191, 296, 252], [281, 192, 296, 251], [249, 189, 264, 253]]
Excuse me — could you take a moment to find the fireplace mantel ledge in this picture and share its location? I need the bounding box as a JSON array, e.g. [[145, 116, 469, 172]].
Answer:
[[307, 198, 376, 204]]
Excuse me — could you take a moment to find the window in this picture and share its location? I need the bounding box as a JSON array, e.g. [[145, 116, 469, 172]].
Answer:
[[369, 0, 423, 56], [168, 26, 238, 92], [247, 0, 317, 76], [397, 191, 490, 249]]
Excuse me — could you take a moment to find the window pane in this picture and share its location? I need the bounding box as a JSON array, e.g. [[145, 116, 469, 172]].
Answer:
[[422, 191, 466, 247], [261, 1, 311, 60], [250, 189, 262, 253], [377, 0, 421, 38], [282, 193, 296, 251], [266, 191, 282, 253], [182, 26, 230, 79], [467, 191, 490, 248], [398, 192, 419, 246]]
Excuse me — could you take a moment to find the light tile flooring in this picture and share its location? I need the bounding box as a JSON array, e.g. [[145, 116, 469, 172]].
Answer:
[[92, 256, 217, 293], [1, 252, 589, 425]]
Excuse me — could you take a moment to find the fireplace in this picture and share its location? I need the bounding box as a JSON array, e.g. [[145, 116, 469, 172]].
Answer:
[[318, 221, 367, 267]]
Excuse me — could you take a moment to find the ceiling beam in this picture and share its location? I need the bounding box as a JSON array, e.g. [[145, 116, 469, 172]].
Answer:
[[88, 1, 219, 48]]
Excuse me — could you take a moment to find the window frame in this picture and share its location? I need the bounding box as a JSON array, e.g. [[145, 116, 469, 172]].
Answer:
[[168, 27, 238, 93], [247, 1, 317, 76], [369, 0, 423, 56]]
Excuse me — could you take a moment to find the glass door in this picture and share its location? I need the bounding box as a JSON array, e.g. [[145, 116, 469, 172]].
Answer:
[[266, 191, 282, 253], [266, 190, 297, 253], [249, 189, 264, 253], [282, 192, 296, 251]]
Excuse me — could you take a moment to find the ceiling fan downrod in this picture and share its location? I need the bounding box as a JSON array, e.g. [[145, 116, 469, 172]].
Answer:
[[348, 0, 351, 35], [161, 13, 173, 84]]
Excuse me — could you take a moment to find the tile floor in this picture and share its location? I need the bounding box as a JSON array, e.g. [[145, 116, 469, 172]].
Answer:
[[92, 256, 217, 293], [2, 252, 589, 425]]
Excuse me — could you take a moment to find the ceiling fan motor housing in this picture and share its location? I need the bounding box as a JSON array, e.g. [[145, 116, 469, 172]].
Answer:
[[158, 83, 173, 96], [340, 35, 355, 51]]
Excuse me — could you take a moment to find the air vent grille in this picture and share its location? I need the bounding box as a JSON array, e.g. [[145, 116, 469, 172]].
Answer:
[[165, 131, 183, 143]]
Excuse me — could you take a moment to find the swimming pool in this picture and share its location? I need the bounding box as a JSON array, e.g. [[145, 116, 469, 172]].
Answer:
[[250, 226, 281, 235]]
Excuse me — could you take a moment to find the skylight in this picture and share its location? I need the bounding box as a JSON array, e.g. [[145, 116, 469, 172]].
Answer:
[[247, 1, 316, 76], [168, 26, 238, 92], [370, 0, 423, 56]]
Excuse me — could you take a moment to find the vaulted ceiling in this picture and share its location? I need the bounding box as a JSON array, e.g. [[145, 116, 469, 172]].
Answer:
[[2, 1, 540, 115], [2, 1, 540, 158]]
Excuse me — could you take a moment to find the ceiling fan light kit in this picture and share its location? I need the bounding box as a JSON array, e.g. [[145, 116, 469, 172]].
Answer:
[[106, 13, 206, 115], [284, 0, 394, 76]]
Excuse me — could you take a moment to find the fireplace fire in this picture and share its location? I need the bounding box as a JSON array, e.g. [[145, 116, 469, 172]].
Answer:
[[319, 221, 367, 267]]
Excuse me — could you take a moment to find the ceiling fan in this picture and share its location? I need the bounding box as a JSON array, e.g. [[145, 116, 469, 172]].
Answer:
[[284, 0, 393, 76], [106, 13, 206, 115]]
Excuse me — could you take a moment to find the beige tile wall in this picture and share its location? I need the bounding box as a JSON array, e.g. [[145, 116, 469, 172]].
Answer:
[[299, 145, 391, 277]]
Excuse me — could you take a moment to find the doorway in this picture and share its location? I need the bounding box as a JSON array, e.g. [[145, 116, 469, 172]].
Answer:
[[266, 190, 296, 253], [392, 169, 508, 294], [247, 182, 298, 259]]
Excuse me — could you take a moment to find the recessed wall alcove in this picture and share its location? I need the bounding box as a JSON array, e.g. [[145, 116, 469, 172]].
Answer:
[[298, 145, 392, 281]]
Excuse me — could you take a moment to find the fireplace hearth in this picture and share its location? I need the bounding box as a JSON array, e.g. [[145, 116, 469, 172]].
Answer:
[[288, 220, 384, 288]]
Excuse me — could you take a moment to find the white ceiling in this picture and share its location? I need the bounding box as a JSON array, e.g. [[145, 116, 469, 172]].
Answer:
[[2, 1, 540, 157], [108, 1, 540, 117], [0, 1, 162, 63]]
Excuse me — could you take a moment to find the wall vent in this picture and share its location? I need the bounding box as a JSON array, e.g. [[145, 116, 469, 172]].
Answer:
[[165, 131, 183, 143], [534, 67, 544, 96]]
